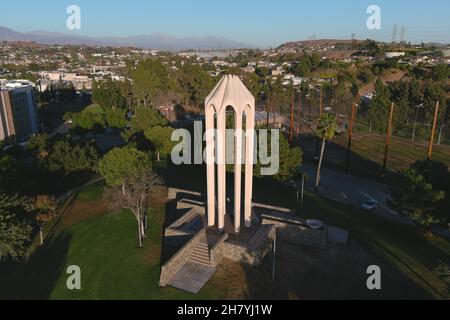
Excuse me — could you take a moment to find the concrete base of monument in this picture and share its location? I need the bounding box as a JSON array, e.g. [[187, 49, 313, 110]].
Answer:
[[160, 188, 330, 293]]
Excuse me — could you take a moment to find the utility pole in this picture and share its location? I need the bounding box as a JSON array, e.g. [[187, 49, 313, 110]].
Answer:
[[296, 89, 302, 137], [346, 103, 357, 174], [437, 104, 447, 145], [428, 101, 440, 160], [382, 103, 395, 180]]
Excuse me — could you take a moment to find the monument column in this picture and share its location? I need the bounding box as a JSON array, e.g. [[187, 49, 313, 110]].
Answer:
[[217, 109, 226, 231], [244, 107, 255, 228], [204, 75, 255, 233], [205, 107, 216, 227], [234, 111, 243, 233]]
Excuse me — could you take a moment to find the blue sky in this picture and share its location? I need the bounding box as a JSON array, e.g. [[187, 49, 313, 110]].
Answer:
[[1, 0, 449, 47]]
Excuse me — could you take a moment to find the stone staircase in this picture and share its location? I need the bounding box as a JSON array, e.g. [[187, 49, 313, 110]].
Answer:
[[188, 237, 213, 266]]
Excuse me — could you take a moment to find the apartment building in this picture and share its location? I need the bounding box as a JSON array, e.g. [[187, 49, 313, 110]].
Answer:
[[0, 80, 39, 142]]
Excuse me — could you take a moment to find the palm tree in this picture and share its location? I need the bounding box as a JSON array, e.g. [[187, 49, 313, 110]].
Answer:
[[314, 113, 338, 193]]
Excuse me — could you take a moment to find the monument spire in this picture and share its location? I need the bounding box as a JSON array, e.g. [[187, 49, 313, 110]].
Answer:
[[205, 75, 255, 233]]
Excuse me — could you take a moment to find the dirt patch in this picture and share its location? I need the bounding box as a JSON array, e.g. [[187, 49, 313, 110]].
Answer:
[[208, 259, 250, 299], [148, 185, 170, 227], [359, 69, 407, 95], [140, 241, 162, 266], [58, 199, 108, 231], [208, 240, 429, 300]]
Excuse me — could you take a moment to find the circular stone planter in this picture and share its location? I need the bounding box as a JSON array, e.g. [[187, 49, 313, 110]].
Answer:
[[306, 219, 325, 230]]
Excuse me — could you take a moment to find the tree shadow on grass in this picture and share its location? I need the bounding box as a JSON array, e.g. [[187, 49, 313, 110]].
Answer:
[[0, 232, 72, 300], [237, 239, 433, 300], [299, 194, 448, 299]]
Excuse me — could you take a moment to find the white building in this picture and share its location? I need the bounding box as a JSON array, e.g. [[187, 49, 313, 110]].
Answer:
[[385, 52, 406, 59]]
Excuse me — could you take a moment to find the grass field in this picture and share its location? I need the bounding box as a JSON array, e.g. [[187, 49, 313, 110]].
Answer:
[[75, 180, 106, 202], [0, 183, 223, 300], [0, 176, 448, 299], [300, 130, 450, 184]]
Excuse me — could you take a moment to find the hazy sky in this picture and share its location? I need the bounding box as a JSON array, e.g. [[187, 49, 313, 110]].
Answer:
[[1, 0, 449, 47]]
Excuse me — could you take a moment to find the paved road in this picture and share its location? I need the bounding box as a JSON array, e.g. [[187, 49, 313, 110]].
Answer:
[[300, 163, 414, 226]]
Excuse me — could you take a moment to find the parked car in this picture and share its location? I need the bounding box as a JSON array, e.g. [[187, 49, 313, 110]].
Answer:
[[361, 199, 379, 211]]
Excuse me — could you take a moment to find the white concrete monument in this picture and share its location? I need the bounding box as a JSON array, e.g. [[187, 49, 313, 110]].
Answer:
[[205, 75, 255, 233]]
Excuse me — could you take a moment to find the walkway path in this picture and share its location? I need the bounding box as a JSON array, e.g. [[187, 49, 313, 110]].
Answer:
[[168, 262, 216, 294], [167, 234, 217, 294]]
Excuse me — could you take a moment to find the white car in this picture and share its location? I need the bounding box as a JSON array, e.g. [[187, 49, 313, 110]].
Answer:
[[361, 200, 379, 211]]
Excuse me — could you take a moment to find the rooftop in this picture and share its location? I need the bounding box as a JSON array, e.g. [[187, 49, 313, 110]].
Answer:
[[0, 79, 35, 91]]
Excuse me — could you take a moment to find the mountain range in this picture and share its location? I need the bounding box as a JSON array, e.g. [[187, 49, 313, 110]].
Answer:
[[0, 26, 254, 50]]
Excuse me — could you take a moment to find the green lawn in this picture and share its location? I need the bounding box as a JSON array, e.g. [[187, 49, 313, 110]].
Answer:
[[75, 180, 106, 202], [46, 213, 218, 300], [0, 185, 223, 300]]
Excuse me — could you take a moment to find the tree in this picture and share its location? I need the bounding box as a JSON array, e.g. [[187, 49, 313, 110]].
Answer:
[[367, 79, 392, 133], [410, 160, 450, 223], [314, 114, 338, 192], [390, 168, 445, 228], [350, 81, 359, 101], [0, 194, 33, 261], [32, 195, 57, 246], [176, 63, 213, 109], [278, 134, 303, 181], [357, 68, 374, 84], [144, 126, 175, 161], [244, 73, 262, 103], [130, 106, 167, 133], [26, 134, 49, 159], [99, 147, 151, 193], [47, 139, 99, 181], [253, 132, 302, 181], [364, 39, 384, 58], [334, 81, 346, 122], [295, 60, 311, 77], [72, 110, 106, 134], [92, 79, 126, 110], [432, 64, 449, 82], [132, 59, 172, 108], [423, 82, 447, 124], [105, 108, 127, 129], [105, 170, 163, 248], [0, 155, 37, 195], [255, 66, 270, 78]]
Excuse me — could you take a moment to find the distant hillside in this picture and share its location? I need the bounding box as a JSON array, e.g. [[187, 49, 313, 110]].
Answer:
[[279, 39, 362, 50], [0, 26, 254, 50]]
